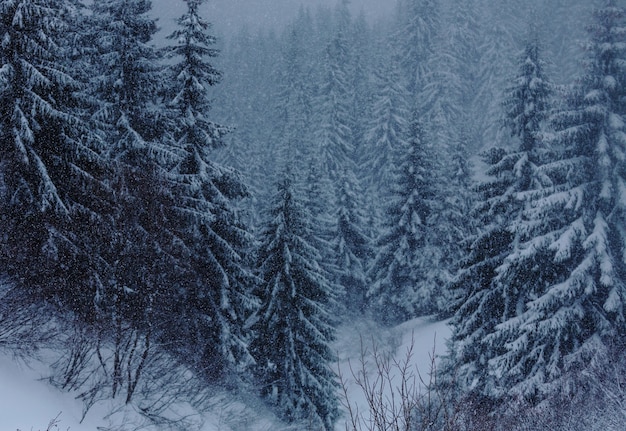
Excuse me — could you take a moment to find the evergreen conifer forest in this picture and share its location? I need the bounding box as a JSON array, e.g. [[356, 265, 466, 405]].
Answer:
[[2, 0, 626, 429]]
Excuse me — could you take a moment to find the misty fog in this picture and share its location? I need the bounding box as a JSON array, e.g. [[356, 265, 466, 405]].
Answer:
[[152, 0, 392, 36]]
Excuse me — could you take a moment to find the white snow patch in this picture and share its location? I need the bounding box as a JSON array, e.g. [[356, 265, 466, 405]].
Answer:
[[0, 354, 107, 431]]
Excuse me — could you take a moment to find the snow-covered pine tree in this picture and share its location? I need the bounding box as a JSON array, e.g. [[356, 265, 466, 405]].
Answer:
[[312, 3, 374, 316], [85, 1, 196, 376], [444, 34, 555, 397], [313, 0, 354, 186], [331, 169, 373, 313], [162, 0, 257, 379], [412, 4, 480, 285], [254, 10, 326, 223], [484, 1, 626, 399], [349, 11, 373, 179], [363, 45, 410, 218], [472, 1, 519, 150], [90, 0, 166, 161], [0, 0, 113, 315], [250, 172, 338, 430], [442, 129, 476, 269], [212, 26, 282, 228], [302, 156, 335, 263], [393, 0, 440, 102], [434, 0, 480, 221], [307, 2, 361, 283], [268, 11, 316, 185], [502, 38, 552, 155], [444, 0, 482, 133], [367, 114, 442, 322]]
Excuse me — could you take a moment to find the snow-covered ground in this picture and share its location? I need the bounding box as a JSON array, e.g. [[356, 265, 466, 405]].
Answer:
[[0, 317, 450, 431], [335, 317, 452, 430], [0, 353, 107, 431]]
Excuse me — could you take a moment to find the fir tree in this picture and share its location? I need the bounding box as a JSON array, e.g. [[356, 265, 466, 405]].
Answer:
[[271, 13, 315, 175], [394, 0, 440, 100], [90, 0, 166, 162], [367, 115, 442, 322], [331, 170, 373, 313], [364, 46, 410, 205], [251, 173, 339, 430], [473, 2, 519, 149], [349, 11, 373, 178], [313, 1, 354, 185], [445, 0, 482, 130], [212, 26, 282, 222], [86, 1, 189, 385]]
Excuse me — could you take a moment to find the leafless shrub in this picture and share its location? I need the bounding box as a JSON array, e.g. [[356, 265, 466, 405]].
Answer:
[[51, 325, 98, 391], [337, 327, 626, 431], [17, 412, 68, 431], [0, 278, 58, 359], [48, 319, 213, 429], [337, 332, 459, 431]]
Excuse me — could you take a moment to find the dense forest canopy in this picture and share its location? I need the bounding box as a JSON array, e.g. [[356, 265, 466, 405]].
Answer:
[[2, 0, 626, 430]]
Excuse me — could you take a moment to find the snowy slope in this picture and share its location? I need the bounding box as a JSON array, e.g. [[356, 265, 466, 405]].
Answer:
[[0, 351, 281, 431], [0, 317, 450, 431]]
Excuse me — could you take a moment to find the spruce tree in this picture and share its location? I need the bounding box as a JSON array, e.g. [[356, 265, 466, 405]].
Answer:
[[394, 0, 440, 100], [484, 2, 626, 399], [473, 3, 518, 149], [251, 173, 338, 430], [313, 2, 354, 185], [212, 26, 282, 223], [367, 115, 442, 322], [0, 0, 113, 315], [273, 14, 315, 171], [349, 11, 373, 179], [90, 0, 166, 163], [331, 170, 373, 313], [81, 0, 192, 402], [364, 47, 410, 206], [445, 35, 553, 395], [162, 0, 256, 378]]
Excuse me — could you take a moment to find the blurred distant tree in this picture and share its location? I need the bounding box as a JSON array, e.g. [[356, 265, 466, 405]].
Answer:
[[367, 115, 443, 322]]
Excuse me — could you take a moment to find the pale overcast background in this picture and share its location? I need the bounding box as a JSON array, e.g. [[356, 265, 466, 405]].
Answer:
[[152, 0, 393, 38]]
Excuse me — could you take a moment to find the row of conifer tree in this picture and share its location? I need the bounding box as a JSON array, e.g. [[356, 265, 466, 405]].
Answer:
[[213, 0, 626, 425], [3, 0, 626, 429]]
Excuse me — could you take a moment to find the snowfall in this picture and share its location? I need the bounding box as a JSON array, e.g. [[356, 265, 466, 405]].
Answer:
[[0, 317, 450, 431]]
